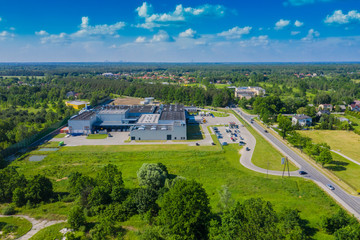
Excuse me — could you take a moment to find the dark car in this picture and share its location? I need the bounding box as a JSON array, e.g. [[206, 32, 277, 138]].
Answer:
[[211, 142, 216, 146], [264, 129, 268, 133], [298, 171, 307, 175], [246, 147, 250, 151], [196, 143, 200, 146], [239, 141, 246, 146]]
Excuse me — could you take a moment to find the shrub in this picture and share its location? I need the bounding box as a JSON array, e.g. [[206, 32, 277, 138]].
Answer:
[[2, 224, 18, 234], [1, 205, 16, 215]]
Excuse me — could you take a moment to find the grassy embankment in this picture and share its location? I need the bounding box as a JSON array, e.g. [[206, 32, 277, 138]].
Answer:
[[5, 142, 339, 239], [0, 216, 32, 238], [53, 133, 66, 138], [86, 134, 108, 139]]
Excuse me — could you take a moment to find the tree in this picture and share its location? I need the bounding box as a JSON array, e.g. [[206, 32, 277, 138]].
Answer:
[[68, 205, 86, 230], [25, 174, 53, 204], [277, 114, 293, 139], [96, 164, 124, 193], [88, 186, 111, 207], [321, 209, 350, 234], [316, 149, 333, 166], [217, 198, 281, 240], [68, 172, 95, 196], [137, 163, 168, 190], [133, 188, 159, 215], [12, 188, 26, 207], [158, 180, 211, 240]]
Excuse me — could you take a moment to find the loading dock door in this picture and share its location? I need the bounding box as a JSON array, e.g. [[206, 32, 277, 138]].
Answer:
[[167, 135, 172, 140]]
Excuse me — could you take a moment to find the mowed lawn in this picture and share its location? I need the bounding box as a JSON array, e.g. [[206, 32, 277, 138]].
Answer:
[[10, 144, 337, 238], [299, 130, 360, 163]]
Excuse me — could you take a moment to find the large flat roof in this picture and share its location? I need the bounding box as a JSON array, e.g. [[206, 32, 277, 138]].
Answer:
[[137, 114, 160, 124], [160, 104, 185, 121], [66, 100, 87, 105], [97, 105, 129, 115], [128, 105, 157, 113], [71, 111, 96, 121]]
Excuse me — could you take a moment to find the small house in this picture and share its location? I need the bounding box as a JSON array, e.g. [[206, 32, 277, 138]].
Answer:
[[319, 104, 333, 111], [292, 115, 312, 127]]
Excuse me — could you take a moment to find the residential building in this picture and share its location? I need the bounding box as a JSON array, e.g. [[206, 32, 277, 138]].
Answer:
[[292, 115, 312, 127], [318, 104, 333, 111], [234, 86, 265, 99], [349, 100, 360, 112]]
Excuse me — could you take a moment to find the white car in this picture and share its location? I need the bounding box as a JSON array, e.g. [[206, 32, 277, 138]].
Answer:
[[65, 134, 70, 138]]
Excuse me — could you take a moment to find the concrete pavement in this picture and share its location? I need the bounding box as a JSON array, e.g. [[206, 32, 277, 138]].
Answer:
[[331, 150, 360, 166]]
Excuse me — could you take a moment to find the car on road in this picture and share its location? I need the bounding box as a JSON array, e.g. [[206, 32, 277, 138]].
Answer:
[[326, 184, 335, 190], [264, 130, 268, 133], [246, 147, 250, 151], [239, 141, 246, 146], [196, 143, 200, 146], [298, 171, 307, 175]]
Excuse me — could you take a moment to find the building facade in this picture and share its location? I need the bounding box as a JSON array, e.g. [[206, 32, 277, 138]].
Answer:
[[292, 115, 312, 127], [234, 87, 265, 99]]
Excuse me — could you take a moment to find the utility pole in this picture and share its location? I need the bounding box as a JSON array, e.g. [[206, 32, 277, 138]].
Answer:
[[282, 157, 290, 178]]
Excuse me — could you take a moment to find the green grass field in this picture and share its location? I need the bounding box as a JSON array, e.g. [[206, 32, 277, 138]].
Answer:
[[86, 134, 108, 139], [327, 152, 360, 191], [214, 84, 231, 89], [0, 216, 32, 238], [298, 130, 360, 163], [8, 143, 338, 239], [53, 133, 66, 138], [29, 222, 66, 240], [344, 114, 360, 132]]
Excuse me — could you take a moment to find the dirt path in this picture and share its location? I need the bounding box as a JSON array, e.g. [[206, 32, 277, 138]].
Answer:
[[0, 214, 65, 240]]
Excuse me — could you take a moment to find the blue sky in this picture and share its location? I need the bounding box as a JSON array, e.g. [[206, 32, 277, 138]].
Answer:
[[0, 0, 359, 62]]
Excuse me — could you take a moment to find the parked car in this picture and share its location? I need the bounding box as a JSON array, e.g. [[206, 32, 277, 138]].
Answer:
[[65, 134, 70, 138], [246, 147, 250, 151], [211, 142, 216, 146], [239, 141, 246, 146], [234, 133, 238, 137], [326, 184, 335, 190], [239, 136, 244, 140], [196, 143, 200, 146], [218, 135, 223, 139], [298, 171, 307, 175], [222, 142, 228, 146]]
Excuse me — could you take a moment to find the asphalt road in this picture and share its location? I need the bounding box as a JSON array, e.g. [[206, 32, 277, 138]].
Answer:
[[233, 107, 360, 219]]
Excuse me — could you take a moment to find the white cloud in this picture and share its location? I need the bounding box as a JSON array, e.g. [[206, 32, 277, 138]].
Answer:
[[9, 27, 15, 31], [239, 35, 269, 47], [135, 36, 147, 43], [324, 10, 360, 24], [35, 30, 48, 36], [135, 2, 226, 29], [151, 30, 174, 42], [38, 17, 126, 44], [136, 2, 153, 18], [40, 32, 70, 44], [284, 0, 335, 6], [291, 31, 301, 35], [179, 28, 198, 38], [302, 29, 320, 41], [0, 30, 15, 40], [275, 19, 290, 30], [294, 20, 304, 27], [218, 26, 252, 39]]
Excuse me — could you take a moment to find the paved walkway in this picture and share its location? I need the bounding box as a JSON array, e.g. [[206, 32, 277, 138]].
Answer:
[[0, 214, 65, 240], [331, 150, 360, 166]]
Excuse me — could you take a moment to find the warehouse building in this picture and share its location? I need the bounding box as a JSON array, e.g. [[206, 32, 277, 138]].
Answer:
[[130, 104, 187, 141], [67, 104, 187, 140]]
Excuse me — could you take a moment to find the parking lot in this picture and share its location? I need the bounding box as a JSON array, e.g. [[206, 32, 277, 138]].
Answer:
[[210, 125, 246, 146]]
